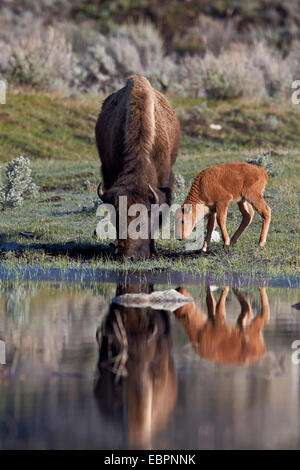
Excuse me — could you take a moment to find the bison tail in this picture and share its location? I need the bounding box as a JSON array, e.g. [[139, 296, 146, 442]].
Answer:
[[124, 75, 155, 158]]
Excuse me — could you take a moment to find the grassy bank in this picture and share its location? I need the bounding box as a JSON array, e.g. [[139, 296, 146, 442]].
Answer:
[[1, 93, 300, 162], [0, 92, 299, 279]]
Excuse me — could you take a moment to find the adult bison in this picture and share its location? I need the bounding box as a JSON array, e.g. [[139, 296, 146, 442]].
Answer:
[[95, 75, 180, 261]]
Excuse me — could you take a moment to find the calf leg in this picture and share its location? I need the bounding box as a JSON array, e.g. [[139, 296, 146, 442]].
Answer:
[[206, 286, 216, 321], [201, 212, 217, 252], [215, 286, 229, 325], [231, 201, 254, 244], [248, 288, 270, 336], [216, 202, 230, 246], [233, 288, 253, 330], [250, 287, 270, 331], [250, 195, 271, 246], [259, 287, 270, 323]]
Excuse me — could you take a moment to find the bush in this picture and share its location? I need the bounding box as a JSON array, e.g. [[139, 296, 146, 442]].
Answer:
[[251, 41, 292, 98], [173, 55, 204, 97], [0, 8, 297, 100], [286, 43, 300, 79], [4, 23, 73, 90], [201, 44, 266, 100], [0, 156, 39, 210], [72, 22, 163, 94], [72, 34, 122, 94], [173, 15, 239, 56], [148, 54, 204, 97], [0, 41, 11, 74], [246, 151, 282, 177], [118, 22, 163, 68]]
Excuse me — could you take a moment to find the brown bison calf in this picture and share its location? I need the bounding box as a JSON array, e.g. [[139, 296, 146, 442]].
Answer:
[[175, 162, 271, 252]]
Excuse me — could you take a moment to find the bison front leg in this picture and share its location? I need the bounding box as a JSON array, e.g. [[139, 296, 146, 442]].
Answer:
[[150, 238, 157, 256]]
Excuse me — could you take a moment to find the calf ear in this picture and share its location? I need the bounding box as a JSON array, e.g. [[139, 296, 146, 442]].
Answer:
[[158, 187, 172, 205]]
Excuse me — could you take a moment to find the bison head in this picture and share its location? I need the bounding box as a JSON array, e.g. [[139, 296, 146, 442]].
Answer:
[[98, 182, 170, 261]]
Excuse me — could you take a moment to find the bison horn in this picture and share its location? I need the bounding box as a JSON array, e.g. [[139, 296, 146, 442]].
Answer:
[[97, 182, 104, 199], [148, 184, 159, 204]]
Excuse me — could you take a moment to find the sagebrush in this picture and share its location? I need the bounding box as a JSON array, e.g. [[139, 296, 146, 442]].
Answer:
[[0, 10, 299, 99], [0, 156, 39, 210]]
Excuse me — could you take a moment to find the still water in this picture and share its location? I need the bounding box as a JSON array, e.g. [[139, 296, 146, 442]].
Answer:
[[0, 280, 299, 449]]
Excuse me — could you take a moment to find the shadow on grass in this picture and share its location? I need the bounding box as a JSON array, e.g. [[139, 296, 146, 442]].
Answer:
[[0, 238, 113, 261], [157, 247, 219, 260], [0, 239, 207, 262], [0, 232, 222, 262]]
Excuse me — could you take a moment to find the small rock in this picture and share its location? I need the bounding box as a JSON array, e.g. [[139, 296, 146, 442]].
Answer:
[[211, 230, 220, 243], [209, 124, 222, 130], [113, 289, 193, 312]]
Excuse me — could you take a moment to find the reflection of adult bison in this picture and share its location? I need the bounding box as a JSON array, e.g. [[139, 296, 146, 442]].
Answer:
[[94, 284, 177, 448], [95, 75, 180, 261], [175, 287, 270, 365]]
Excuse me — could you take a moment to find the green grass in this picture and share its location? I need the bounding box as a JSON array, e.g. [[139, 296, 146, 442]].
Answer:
[[0, 93, 100, 162], [0, 92, 299, 280]]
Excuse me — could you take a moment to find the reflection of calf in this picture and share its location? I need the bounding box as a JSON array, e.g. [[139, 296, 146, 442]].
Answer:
[[94, 284, 177, 448], [175, 287, 270, 365]]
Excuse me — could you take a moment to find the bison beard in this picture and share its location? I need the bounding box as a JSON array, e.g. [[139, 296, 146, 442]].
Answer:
[[95, 75, 180, 261]]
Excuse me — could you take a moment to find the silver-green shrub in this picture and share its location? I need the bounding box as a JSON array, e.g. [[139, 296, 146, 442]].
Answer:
[[201, 44, 266, 100], [0, 11, 298, 100], [251, 41, 292, 98], [246, 152, 281, 177], [72, 22, 163, 94], [148, 54, 204, 97], [4, 23, 73, 90], [0, 156, 39, 210], [118, 22, 163, 68]]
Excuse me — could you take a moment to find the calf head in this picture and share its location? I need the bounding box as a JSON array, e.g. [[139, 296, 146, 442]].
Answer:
[[175, 203, 209, 240]]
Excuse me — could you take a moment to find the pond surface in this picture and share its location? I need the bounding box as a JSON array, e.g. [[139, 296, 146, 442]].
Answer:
[[0, 280, 300, 450]]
